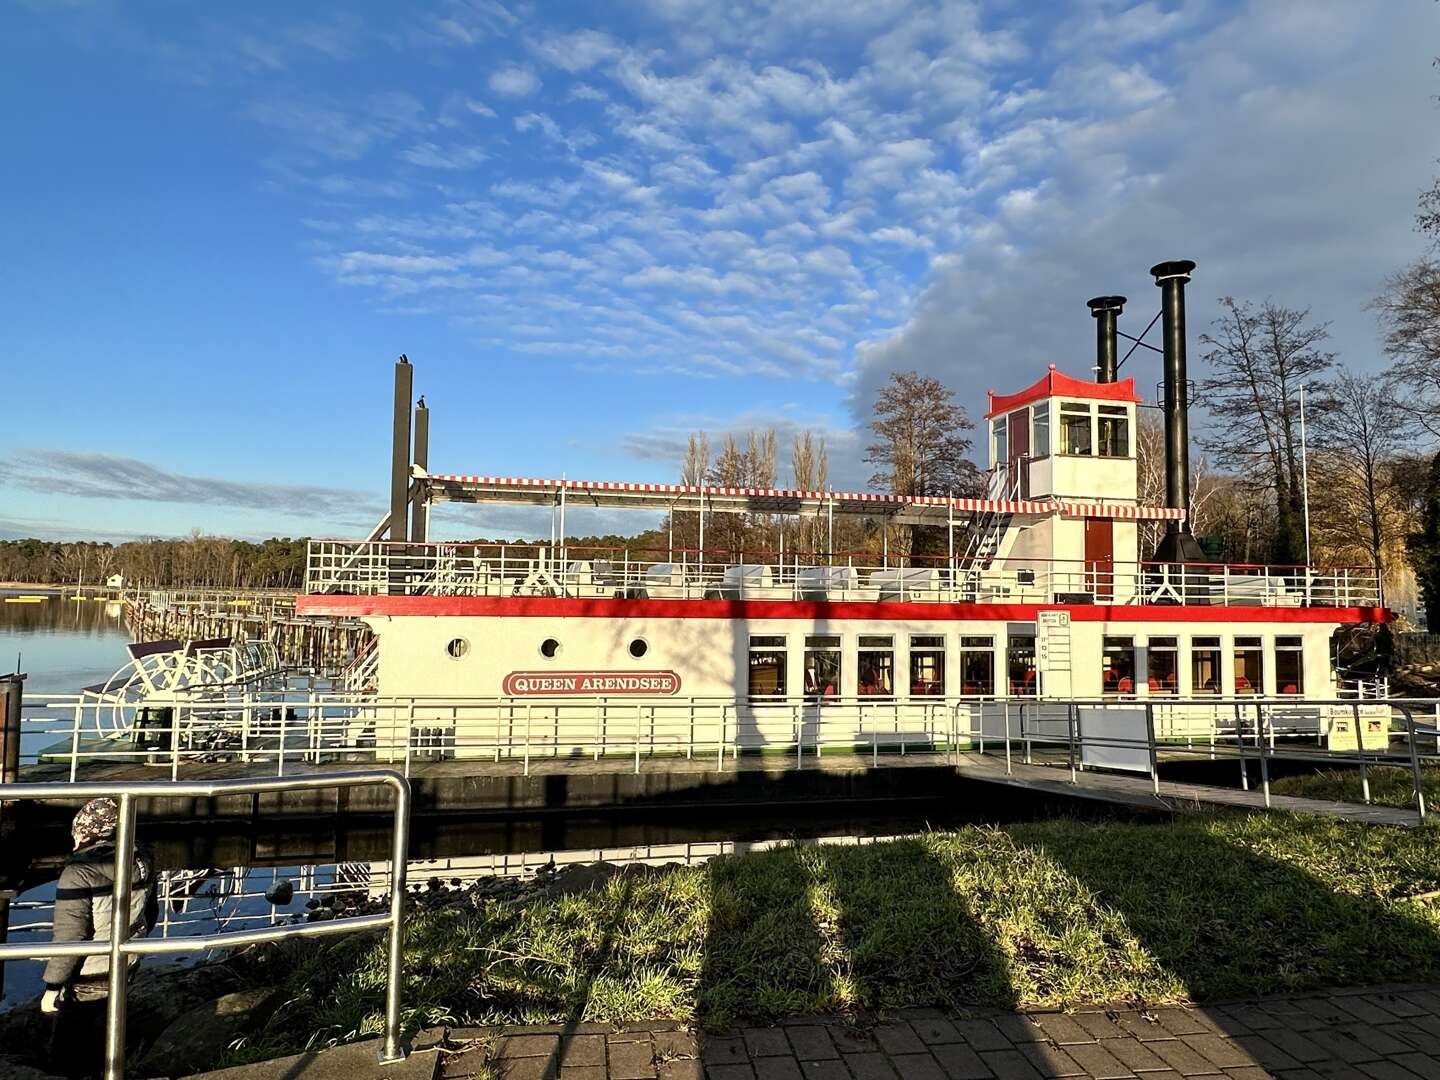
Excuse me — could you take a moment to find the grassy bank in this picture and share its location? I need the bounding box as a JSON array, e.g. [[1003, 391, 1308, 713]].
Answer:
[[1271, 763, 1440, 809], [233, 811, 1440, 1062]]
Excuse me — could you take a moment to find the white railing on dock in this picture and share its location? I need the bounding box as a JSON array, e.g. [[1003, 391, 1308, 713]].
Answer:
[[303, 540, 1382, 609], [0, 771, 411, 1080], [17, 689, 1437, 821]]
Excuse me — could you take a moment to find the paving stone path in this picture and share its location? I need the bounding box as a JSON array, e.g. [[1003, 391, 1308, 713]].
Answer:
[[428, 986, 1440, 1080], [187, 985, 1440, 1080]]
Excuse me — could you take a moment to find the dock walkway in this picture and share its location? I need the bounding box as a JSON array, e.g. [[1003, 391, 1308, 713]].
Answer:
[[18, 750, 1425, 827]]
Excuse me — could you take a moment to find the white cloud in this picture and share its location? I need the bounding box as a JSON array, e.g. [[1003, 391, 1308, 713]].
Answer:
[[488, 64, 541, 96], [401, 142, 488, 169]]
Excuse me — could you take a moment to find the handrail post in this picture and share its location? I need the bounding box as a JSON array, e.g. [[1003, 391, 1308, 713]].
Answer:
[[794, 703, 802, 767], [1144, 702, 1159, 795], [170, 702, 181, 782], [379, 775, 410, 1063], [1067, 703, 1077, 783], [634, 703, 641, 774], [1003, 700, 1012, 775], [1400, 706, 1427, 824], [103, 792, 137, 1080], [1353, 702, 1369, 804], [1255, 702, 1270, 808]]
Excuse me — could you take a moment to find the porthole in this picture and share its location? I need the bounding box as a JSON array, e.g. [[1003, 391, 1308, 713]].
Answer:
[[629, 638, 649, 659], [540, 638, 561, 659], [446, 638, 469, 660]]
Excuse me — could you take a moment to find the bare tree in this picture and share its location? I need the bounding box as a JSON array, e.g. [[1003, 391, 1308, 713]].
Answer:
[[1311, 372, 1409, 601], [1197, 298, 1335, 563], [1135, 410, 1223, 557], [790, 430, 829, 555], [1375, 259, 1440, 439], [865, 371, 978, 496]]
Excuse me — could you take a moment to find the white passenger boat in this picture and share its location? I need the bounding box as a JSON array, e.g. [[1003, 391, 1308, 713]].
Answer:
[[293, 262, 1390, 762]]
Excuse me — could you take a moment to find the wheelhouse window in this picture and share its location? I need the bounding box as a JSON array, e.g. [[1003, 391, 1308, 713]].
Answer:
[[804, 635, 841, 702], [1234, 636, 1263, 695], [857, 635, 894, 698], [1007, 635, 1037, 697], [1102, 636, 1137, 695], [748, 635, 786, 701], [1060, 402, 1093, 456], [1097, 405, 1130, 457], [959, 636, 995, 696], [992, 415, 1008, 466], [1147, 637, 1178, 694], [1276, 636, 1304, 695], [909, 635, 945, 697], [1191, 636, 1221, 694], [1032, 403, 1050, 458]]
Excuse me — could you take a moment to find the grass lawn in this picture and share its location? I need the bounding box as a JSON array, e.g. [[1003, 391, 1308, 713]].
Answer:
[[233, 811, 1440, 1061], [1270, 763, 1440, 809]]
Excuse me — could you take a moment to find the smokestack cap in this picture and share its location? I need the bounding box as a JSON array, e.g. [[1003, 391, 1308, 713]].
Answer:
[[1150, 259, 1196, 284], [1086, 295, 1127, 316]]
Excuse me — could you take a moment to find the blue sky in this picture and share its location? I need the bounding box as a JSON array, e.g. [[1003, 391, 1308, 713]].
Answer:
[[1, 0, 1436, 542]]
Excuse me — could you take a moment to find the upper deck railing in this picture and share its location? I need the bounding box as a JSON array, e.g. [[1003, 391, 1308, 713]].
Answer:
[[302, 540, 1381, 609]]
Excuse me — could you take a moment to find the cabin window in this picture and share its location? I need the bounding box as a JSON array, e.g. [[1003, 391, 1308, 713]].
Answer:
[[1191, 636, 1221, 694], [858, 635, 894, 698], [804, 634, 842, 703], [1234, 636, 1264, 695], [1147, 636, 1178, 694], [446, 638, 470, 660], [1060, 403, 1092, 456], [1276, 636, 1304, 695], [909, 635, 945, 697], [1007, 635, 1037, 697], [1032, 404, 1050, 458], [959, 636, 995, 696], [992, 416, 1008, 465], [539, 638, 561, 659], [629, 638, 649, 658], [748, 635, 786, 701], [1097, 405, 1129, 457], [1102, 636, 1137, 695]]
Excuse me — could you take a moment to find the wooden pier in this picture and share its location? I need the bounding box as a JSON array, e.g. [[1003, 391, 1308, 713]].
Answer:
[[123, 588, 370, 670]]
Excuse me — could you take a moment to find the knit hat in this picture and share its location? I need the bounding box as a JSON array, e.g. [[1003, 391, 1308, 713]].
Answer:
[[71, 797, 119, 848]]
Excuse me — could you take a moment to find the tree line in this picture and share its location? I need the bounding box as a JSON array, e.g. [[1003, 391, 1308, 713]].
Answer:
[[0, 534, 310, 590]]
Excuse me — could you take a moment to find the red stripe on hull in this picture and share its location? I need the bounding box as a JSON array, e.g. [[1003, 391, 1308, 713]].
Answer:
[[296, 594, 1390, 624]]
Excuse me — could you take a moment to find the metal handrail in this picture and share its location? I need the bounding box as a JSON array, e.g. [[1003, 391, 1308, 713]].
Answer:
[[979, 697, 1430, 824], [0, 771, 411, 1080], [302, 539, 1383, 608]]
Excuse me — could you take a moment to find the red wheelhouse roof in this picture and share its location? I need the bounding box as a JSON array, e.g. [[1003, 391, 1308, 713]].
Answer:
[[986, 365, 1143, 419]]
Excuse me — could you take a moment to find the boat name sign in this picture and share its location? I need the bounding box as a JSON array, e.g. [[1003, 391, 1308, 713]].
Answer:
[[503, 670, 682, 696]]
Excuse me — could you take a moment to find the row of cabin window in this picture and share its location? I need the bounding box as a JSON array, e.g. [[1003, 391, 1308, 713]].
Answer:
[[747, 633, 1306, 701], [1102, 634, 1305, 696], [748, 633, 1037, 701], [992, 401, 1131, 463]]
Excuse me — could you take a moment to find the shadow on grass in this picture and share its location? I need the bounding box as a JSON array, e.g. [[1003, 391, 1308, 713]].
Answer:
[[1015, 814, 1440, 1002], [697, 837, 1014, 1028]]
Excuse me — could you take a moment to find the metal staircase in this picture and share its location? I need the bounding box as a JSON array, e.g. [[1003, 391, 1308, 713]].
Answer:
[[958, 466, 1019, 597]]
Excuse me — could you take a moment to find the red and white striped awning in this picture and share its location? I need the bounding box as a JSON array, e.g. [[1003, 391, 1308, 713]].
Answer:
[[421, 473, 1184, 526]]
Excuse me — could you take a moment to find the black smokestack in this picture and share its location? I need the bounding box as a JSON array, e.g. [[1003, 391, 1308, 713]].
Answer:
[[1086, 295, 1126, 383], [390, 355, 413, 544], [1150, 260, 1205, 563]]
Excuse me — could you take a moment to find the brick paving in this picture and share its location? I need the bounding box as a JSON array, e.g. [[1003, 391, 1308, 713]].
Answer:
[[422, 986, 1440, 1080]]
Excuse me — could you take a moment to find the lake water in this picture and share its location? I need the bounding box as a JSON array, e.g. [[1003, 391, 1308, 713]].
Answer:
[[0, 588, 132, 698]]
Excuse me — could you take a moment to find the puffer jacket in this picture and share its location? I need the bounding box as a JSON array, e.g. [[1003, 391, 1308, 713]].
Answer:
[[42, 842, 159, 997]]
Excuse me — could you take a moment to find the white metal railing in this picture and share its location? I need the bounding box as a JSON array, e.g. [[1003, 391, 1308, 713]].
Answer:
[[17, 688, 1437, 813], [303, 540, 1382, 608], [0, 772, 411, 1080], [975, 697, 1435, 824]]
